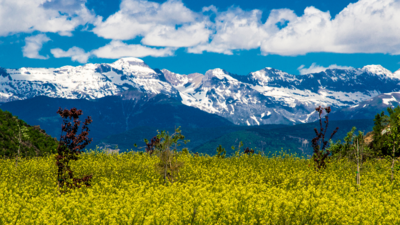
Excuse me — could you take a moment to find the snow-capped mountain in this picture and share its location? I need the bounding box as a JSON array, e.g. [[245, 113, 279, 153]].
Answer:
[[0, 58, 178, 102], [329, 91, 400, 121], [1, 57, 400, 125]]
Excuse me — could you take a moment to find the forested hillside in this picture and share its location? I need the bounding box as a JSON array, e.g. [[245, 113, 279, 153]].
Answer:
[[0, 109, 59, 157]]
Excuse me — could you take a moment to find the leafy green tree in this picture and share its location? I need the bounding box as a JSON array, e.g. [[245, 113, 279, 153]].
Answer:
[[370, 111, 390, 156], [330, 127, 374, 161], [145, 127, 189, 184], [231, 141, 243, 157], [384, 107, 400, 181], [216, 145, 226, 158]]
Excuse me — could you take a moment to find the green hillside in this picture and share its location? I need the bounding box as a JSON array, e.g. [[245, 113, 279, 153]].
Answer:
[[193, 119, 375, 157], [0, 109, 59, 157], [94, 118, 375, 158], [94, 124, 289, 153]]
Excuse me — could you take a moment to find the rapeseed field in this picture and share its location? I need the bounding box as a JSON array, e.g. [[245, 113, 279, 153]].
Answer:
[[1, 151, 400, 224]]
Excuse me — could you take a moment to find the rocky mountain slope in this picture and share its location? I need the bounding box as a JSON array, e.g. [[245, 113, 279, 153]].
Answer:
[[329, 92, 400, 120]]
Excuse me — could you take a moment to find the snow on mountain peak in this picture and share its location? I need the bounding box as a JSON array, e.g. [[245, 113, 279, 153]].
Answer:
[[115, 57, 144, 63], [361, 65, 393, 77], [205, 69, 238, 82], [110, 57, 155, 75], [394, 69, 400, 78], [249, 67, 295, 86]]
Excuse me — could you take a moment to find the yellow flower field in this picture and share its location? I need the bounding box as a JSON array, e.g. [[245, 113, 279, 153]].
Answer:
[[1, 151, 400, 224]]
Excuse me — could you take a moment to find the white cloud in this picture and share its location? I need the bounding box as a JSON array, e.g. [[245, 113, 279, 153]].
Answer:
[[202, 5, 218, 13], [5, 0, 400, 60], [51, 47, 91, 63], [22, 34, 51, 59], [141, 22, 211, 47], [91, 40, 175, 58], [191, 0, 400, 56], [0, 0, 100, 37], [297, 63, 354, 75], [92, 0, 210, 47], [188, 7, 270, 54], [260, 0, 400, 56]]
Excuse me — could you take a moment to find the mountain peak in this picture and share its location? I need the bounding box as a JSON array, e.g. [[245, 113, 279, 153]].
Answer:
[[205, 68, 237, 80], [394, 68, 400, 77], [361, 65, 393, 76], [110, 57, 154, 74], [115, 57, 144, 63]]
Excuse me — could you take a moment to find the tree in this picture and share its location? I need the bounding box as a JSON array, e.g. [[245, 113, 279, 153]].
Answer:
[[370, 111, 390, 156], [216, 145, 226, 158], [311, 106, 339, 170], [330, 127, 374, 161], [231, 141, 243, 157], [384, 106, 400, 181], [155, 127, 188, 184], [142, 127, 189, 184], [55, 107, 93, 194], [13, 116, 30, 167]]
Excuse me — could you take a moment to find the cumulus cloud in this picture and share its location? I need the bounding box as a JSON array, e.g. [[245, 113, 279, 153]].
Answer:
[[6, 0, 400, 61], [92, 0, 211, 47], [141, 22, 211, 47], [261, 0, 400, 55], [188, 7, 269, 54], [22, 34, 51, 59], [91, 40, 175, 58], [297, 63, 354, 75], [202, 5, 218, 13], [125, 0, 400, 56], [51, 47, 91, 63], [0, 0, 99, 37]]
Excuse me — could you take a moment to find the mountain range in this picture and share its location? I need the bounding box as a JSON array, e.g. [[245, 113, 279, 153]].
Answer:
[[1, 58, 400, 155], [1, 57, 400, 126]]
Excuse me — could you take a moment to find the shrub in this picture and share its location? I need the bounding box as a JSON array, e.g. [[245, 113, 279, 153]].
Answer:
[[330, 127, 374, 161], [55, 107, 93, 194], [311, 106, 338, 170], [243, 147, 255, 155], [231, 141, 243, 157], [216, 145, 226, 158], [141, 127, 189, 184]]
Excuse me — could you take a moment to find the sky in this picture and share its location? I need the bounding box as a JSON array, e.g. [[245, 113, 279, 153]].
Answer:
[[0, 0, 400, 75]]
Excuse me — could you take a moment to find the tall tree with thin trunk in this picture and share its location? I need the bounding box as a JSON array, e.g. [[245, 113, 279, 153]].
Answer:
[[13, 116, 29, 167], [384, 106, 400, 181]]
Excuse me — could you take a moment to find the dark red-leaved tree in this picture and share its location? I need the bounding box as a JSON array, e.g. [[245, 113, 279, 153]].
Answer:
[[243, 147, 254, 155], [55, 107, 93, 193], [144, 136, 160, 155], [311, 106, 339, 170]]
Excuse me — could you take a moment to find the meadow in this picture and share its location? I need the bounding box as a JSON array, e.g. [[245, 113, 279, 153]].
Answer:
[[2, 150, 400, 224]]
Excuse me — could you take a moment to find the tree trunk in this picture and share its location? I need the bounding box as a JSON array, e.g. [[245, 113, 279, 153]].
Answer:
[[360, 140, 363, 185], [392, 145, 395, 181], [15, 122, 21, 168], [357, 139, 360, 186]]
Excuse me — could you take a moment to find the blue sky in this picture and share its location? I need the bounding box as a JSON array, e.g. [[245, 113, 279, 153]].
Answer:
[[0, 0, 400, 75]]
